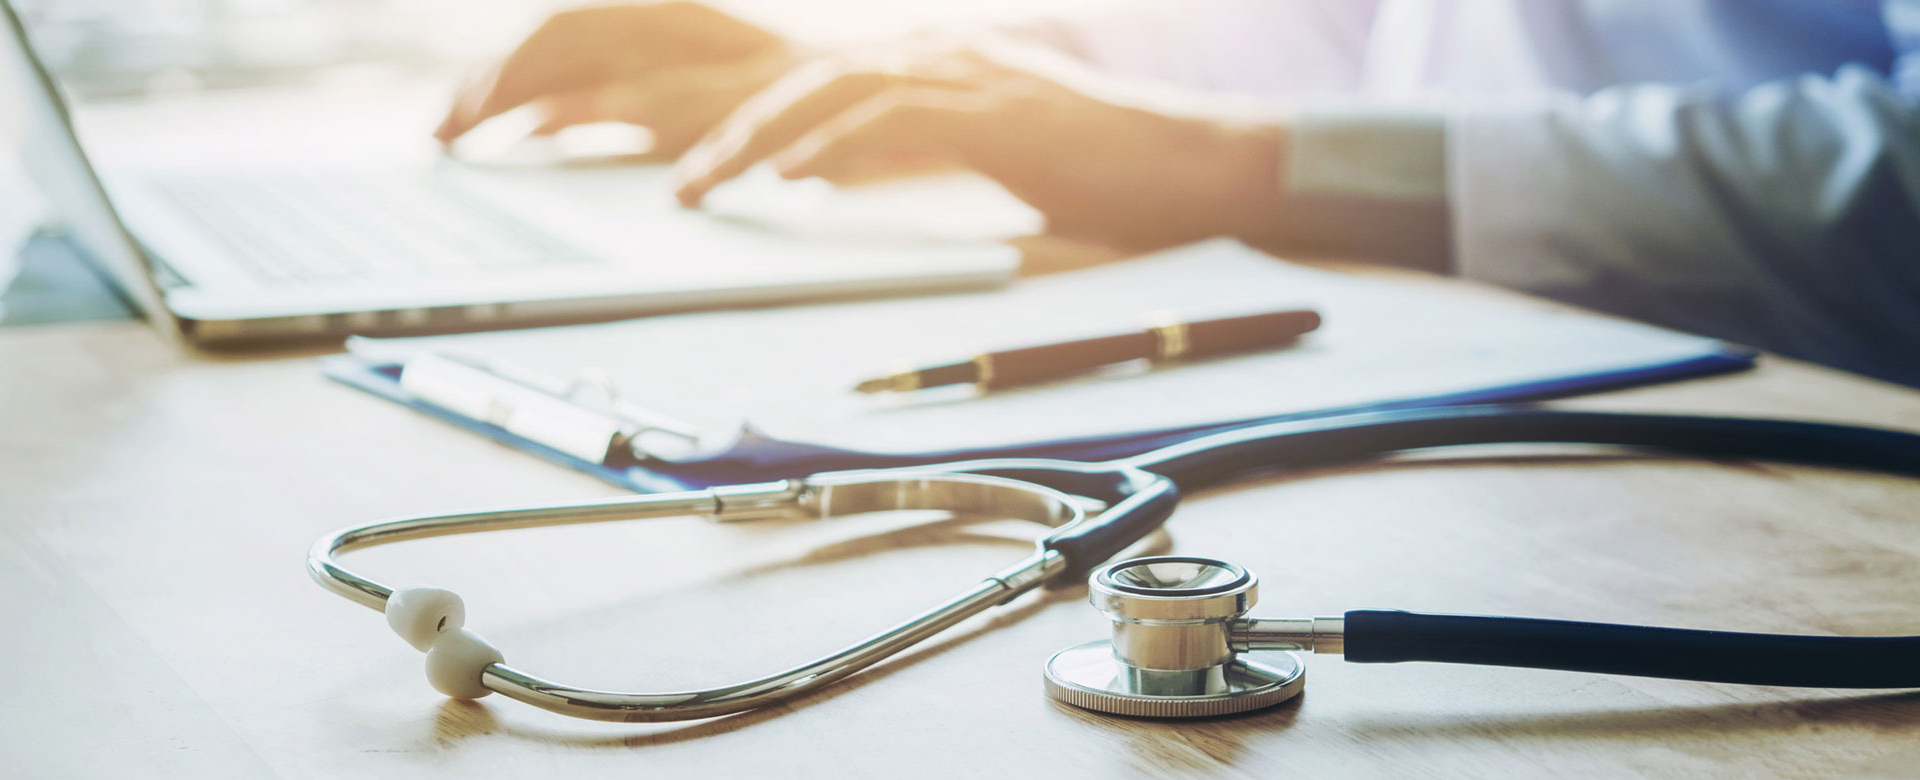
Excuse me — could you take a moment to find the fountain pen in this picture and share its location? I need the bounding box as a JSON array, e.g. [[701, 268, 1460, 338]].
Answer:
[[853, 307, 1322, 394]]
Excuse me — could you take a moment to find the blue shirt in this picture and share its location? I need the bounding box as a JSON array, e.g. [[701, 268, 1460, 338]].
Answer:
[[1061, 0, 1920, 386]]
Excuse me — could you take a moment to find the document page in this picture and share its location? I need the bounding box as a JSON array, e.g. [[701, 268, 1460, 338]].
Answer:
[[353, 240, 1740, 455]]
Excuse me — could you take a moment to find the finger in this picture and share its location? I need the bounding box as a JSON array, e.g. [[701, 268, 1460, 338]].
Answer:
[[433, 10, 620, 144], [436, 61, 587, 146], [770, 92, 969, 182], [671, 62, 898, 205], [526, 58, 764, 139], [434, 64, 505, 144], [437, 58, 596, 145]]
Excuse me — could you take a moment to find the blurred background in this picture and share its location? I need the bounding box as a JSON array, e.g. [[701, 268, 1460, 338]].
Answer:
[[13, 0, 1108, 98], [15, 0, 539, 99], [0, 0, 1103, 294]]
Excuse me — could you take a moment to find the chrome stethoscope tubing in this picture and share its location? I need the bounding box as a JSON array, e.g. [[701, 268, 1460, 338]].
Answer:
[[313, 404, 1920, 723], [309, 470, 1175, 722]]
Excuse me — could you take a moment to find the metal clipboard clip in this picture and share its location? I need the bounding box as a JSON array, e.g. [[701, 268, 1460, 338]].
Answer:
[[398, 351, 710, 465]]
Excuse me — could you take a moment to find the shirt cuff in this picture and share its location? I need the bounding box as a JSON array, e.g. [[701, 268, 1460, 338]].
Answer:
[[1274, 106, 1455, 273], [1288, 106, 1448, 202]]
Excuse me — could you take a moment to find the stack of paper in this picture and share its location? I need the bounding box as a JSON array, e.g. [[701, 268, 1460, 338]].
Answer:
[[342, 240, 1749, 463]]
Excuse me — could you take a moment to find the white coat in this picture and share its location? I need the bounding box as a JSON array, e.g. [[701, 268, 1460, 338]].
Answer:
[[1059, 0, 1920, 385]]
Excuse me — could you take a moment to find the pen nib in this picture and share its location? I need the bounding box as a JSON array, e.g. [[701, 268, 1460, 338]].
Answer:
[[853, 377, 895, 394]]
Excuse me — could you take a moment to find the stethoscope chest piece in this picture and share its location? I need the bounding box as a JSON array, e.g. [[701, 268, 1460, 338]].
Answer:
[[1043, 557, 1305, 718]]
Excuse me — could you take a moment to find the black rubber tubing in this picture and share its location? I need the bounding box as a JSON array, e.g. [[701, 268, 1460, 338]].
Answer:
[[1127, 405, 1920, 491], [1123, 405, 1920, 687], [1342, 611, 1920, 687]]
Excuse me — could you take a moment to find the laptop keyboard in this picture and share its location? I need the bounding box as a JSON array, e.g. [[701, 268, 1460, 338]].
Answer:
[[149, 173, 594, 284]]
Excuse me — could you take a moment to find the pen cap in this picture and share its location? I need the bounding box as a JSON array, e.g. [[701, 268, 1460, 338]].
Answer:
[[1174, 309, 1321, 358]]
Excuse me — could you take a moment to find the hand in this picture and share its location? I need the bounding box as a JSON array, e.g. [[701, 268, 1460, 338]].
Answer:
[[433, 2, 796, 158], [670, 38, 1289, 250]]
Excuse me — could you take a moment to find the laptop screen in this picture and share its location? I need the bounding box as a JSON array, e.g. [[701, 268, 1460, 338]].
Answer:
[[1, 0, 174, 336]]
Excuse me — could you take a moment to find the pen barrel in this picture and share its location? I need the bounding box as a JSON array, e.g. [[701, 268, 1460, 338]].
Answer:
[[1169, 309, 1321, 360], [983, 331, 1157, 389], [976, 310, 1322, 390]]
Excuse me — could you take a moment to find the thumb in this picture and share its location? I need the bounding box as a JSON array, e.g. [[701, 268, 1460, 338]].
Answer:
[[531, 84, 638, 136]]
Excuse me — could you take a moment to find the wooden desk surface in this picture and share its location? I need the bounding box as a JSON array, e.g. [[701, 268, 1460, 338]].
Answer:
[[7, 294, 1920, 779]]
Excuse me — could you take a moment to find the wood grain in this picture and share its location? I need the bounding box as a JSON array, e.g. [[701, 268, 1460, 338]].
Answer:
[[5, 285, 1920, 778]]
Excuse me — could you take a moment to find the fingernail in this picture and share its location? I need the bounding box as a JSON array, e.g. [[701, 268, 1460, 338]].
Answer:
[[674, 177, 711, 207], [771, 152, 806, 179]]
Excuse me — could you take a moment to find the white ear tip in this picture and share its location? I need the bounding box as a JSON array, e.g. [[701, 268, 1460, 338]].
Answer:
[[425, 628, 504, 699], [385, 586, 466, 652]]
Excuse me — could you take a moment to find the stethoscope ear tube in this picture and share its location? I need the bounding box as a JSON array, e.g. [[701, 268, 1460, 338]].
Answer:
[[1343, 610, 1920, 687], [928, 460, 1184, 582], [1040, 475, 1180, 581]]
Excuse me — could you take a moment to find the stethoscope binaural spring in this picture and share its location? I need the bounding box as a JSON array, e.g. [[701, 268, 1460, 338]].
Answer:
[[308, 404, 1920, 723]]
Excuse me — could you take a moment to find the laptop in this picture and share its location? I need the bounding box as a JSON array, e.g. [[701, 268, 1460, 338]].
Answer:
[[0, 2, 1018, 345]]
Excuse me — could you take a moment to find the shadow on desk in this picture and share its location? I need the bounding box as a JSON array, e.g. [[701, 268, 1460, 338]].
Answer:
[[1346, 689, 1920, 741], [417, 512, 1173, 747], [425, 589, 1077, 749], [0, 231, 135, 327]]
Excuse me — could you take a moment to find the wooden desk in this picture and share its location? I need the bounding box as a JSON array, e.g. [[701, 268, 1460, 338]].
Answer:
[[6, 295, 1920, 778]]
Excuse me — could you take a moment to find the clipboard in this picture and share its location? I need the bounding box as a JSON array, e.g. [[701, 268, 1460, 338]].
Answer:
[[322, 346, 1752, 492], [318, 242, 1757, 491]]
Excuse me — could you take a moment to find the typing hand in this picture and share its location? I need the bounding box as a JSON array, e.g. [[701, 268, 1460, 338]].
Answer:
[[433, 2, 797, 158], [670, 37, 1289, 250]]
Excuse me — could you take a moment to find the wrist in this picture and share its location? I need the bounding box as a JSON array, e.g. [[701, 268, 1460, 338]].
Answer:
[[1208, 119, 1291, 248], [1087, 112, 1289, 251], [1075, 111, 1287, 252]]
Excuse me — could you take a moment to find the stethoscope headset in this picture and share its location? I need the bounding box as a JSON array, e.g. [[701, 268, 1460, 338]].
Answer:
[[311, 405, 1920, 722]]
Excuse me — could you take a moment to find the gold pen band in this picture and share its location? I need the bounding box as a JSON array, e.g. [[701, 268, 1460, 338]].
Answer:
[[970, 353, 996, 387], [1147, 317, 1192, 361]]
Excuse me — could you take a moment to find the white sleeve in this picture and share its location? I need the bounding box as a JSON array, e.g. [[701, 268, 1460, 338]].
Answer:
[[1450, 65, 1920, 386], [1041, 0, 1379, 98]]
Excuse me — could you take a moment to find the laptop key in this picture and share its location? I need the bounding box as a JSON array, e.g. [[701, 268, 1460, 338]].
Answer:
[[148, 172, 592, 285]]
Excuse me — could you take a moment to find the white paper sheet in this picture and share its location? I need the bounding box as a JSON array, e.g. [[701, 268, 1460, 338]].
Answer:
[[352, 240, 1739, 455]]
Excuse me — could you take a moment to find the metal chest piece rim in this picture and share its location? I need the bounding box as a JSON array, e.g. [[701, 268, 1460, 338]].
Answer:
[[1043, 641, 1305, 718], [1043, 556, 1306, 718]]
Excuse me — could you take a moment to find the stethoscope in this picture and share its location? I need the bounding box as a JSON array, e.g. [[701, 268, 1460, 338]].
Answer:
[[309, 404, 1920, 723]]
